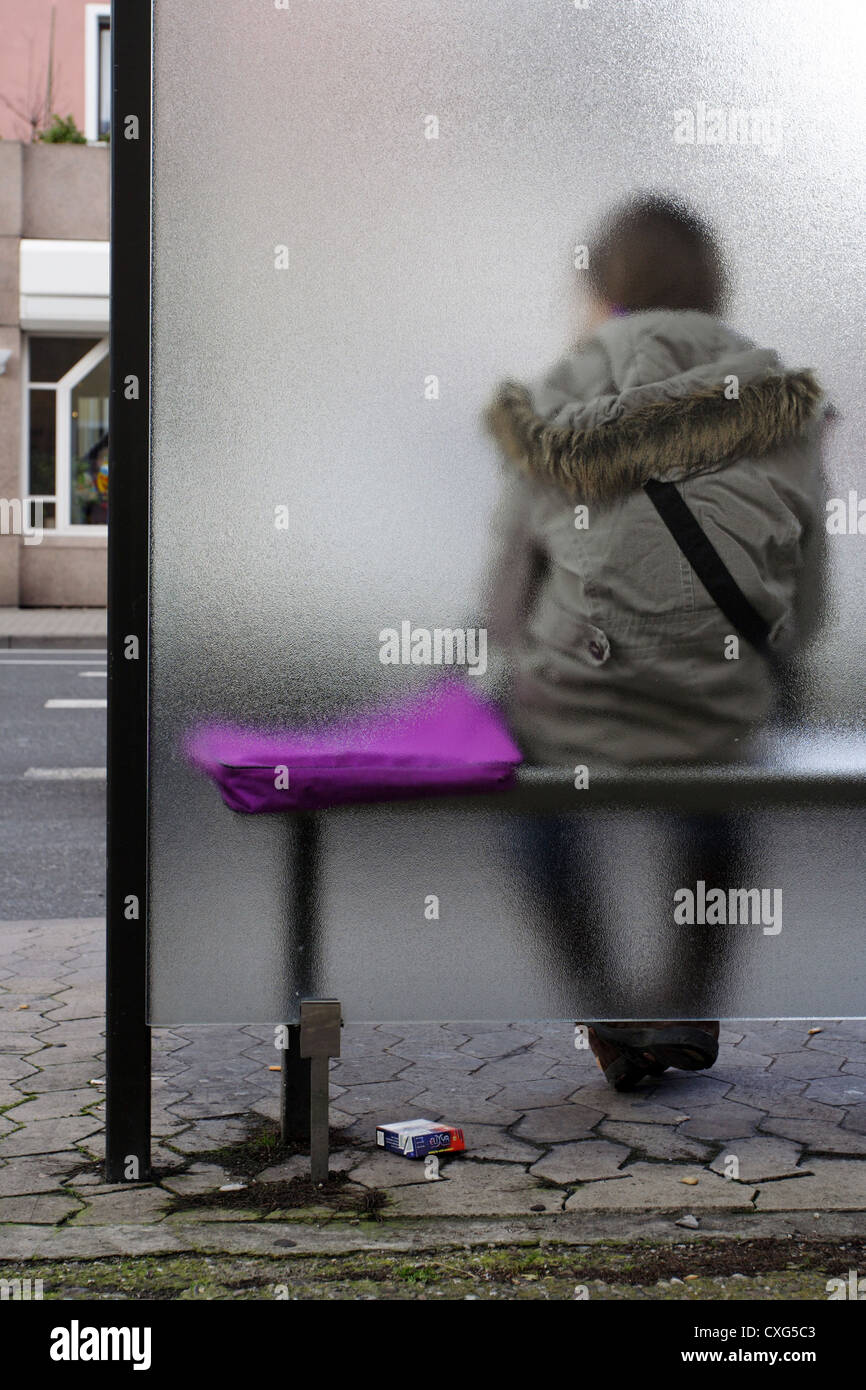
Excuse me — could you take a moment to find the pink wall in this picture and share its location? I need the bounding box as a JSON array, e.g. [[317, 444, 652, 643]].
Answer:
[[0, 0, 100, 141]]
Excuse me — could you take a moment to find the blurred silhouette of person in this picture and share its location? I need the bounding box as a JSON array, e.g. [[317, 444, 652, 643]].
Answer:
[[80, 430, 109, 525], [482, 192, 829, 1089]]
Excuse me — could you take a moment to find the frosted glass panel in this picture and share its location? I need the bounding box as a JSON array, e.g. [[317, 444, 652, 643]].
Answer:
[[148, 0, 866, 1023]]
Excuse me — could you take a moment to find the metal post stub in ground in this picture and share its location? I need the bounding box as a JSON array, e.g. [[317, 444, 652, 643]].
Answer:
[[299, 999, 342, 1184]]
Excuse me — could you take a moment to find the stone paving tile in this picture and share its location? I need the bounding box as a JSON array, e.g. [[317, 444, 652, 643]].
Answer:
[[151, 1033, 190, 1053], [457, 1029, 543, 1058], [151, 1073, 191, 1095], [0, 1054, 39, 1083], [71, 1187, 172, 1225], [404, 1074, 515, 1108], [160, 1164, 236, 1195], [168, 1055, 254, 1078], [343, 1152, 435, 1189], [708, 1137, 804, 1182], [0, 1154, 86, 1196], [387, 1038, 471, 1062], [805, 1035, 866, 1059], [328, 1057, 418, 1086], [403, 1093, 524, 1127], [564, 1163, 756, 1212], [329, 1080, 430, 1117], [644, 1075, 733, 1108], [2, 983, 69, 1000], [152, 1100, 194, 1123], [335, 1023, 405, 1050], [567, 1085, 691, 1125], [325, 1112, 377, 1141], [459, 1123, 543, 1163], [802, 1077, 866, 1106], [736, 1095, 843, 1128], [737, 1025, 823, 1052], [0, 1081, 26, 1107], [0, 1193, 83, 1223], [168, 1119, 249, 1154], [162, 1206, 266, 1225], [42, 999, 104, 1024], [17, 1064, 99, 1093], [28, 1043, 101, 1069], [0, 1033, 49, 1053], [145, 1109, 192, 1138], [255, 1150, 359, 1184], [440, 1019, 512, 1033], [754, 1160, 866, 1210], [598, 1121, 713, 1163], [66, 1176, 153, 1195], [491, 1078, 582, 1110], [514, 1103, 606, 1143], [768, 1052, 848, 1081], [469, 1054, 558, 1085], [33, 1020, 102, 1042], [386, 1160, 554, 1216], [715, 1072, 806, 1104], [0, 1010, 53, 1034], [759, 1118, 866, 1154], [840, 1105, 866, 1135], [143, 1144, 187, 1174], [0, 1116, 103, 1158], [530, 1036, 584, 1064], [712, 1049, 773, 1070], [164, 1093, 270, 1122], [379, 1066, 487, 1099], [7, 1089, 99, 1122], [248, 1096, 280, 1122], [680, 1101, 763, 1141], [62, 970, 105, 986], [530, 1139, 631, 1184]]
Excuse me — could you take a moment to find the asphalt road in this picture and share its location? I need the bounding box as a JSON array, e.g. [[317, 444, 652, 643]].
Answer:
[[0, 648, 107, 919]]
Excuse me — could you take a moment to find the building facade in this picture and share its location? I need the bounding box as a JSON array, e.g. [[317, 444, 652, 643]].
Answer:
[[0, 1, 110, 607]]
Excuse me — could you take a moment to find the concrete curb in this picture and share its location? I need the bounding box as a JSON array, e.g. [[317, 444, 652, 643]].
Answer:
[[2, 1210, 864, 1261]]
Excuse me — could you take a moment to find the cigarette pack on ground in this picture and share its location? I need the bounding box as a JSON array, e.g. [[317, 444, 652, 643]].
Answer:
[[376, 1119, 466, 1159]]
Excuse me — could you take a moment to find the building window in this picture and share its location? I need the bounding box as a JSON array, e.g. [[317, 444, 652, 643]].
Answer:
[[85, 5, 112, 143], [25, 336, 109, 533]]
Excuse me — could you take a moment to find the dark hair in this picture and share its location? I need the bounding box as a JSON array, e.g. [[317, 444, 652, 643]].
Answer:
[[587, 193, 727, 314]]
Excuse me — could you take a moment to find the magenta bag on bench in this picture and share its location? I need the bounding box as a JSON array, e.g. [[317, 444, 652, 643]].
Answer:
[[183, 676, 523, 813]]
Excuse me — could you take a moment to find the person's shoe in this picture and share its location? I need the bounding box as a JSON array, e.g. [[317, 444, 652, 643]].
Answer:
[[590, 1020, 720, 1081], [585, 1024, 654, 1091]]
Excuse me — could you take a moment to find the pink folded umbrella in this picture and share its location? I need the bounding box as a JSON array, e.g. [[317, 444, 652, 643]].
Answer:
[[183, 676, 523, 813]]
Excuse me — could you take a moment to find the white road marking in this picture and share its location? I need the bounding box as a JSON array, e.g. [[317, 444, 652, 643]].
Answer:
[[0, 658, 107, 665], [24, 767, 106, 780], [79, 672, 107, 677], [44, 698, 107, 709]]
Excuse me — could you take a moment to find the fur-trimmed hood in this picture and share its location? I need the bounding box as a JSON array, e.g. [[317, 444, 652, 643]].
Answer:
[[484, 309, 824, 503]]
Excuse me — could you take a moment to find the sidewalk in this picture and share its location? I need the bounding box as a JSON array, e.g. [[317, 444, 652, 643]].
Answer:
[[0, 607, 106, 649], [1, 918, 865, 1297]]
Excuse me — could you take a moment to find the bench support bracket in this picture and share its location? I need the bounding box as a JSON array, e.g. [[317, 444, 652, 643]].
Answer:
[[281, 998, 342, 1183]]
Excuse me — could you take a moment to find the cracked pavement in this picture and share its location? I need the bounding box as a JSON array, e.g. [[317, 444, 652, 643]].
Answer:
[[2, 917, 866, 1259]]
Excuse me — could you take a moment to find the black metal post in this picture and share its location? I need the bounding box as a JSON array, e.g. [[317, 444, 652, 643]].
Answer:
[[280, 1024, 311, 1143], [280, 813, 319, 1142], [104, 0, 153, 1183]]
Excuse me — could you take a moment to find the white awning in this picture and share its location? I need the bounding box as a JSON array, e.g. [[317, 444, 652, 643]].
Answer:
[[19, 239, 110, 332]]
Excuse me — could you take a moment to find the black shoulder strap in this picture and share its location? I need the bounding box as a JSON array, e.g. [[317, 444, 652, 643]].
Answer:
[[643, 478, 772, 657]]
